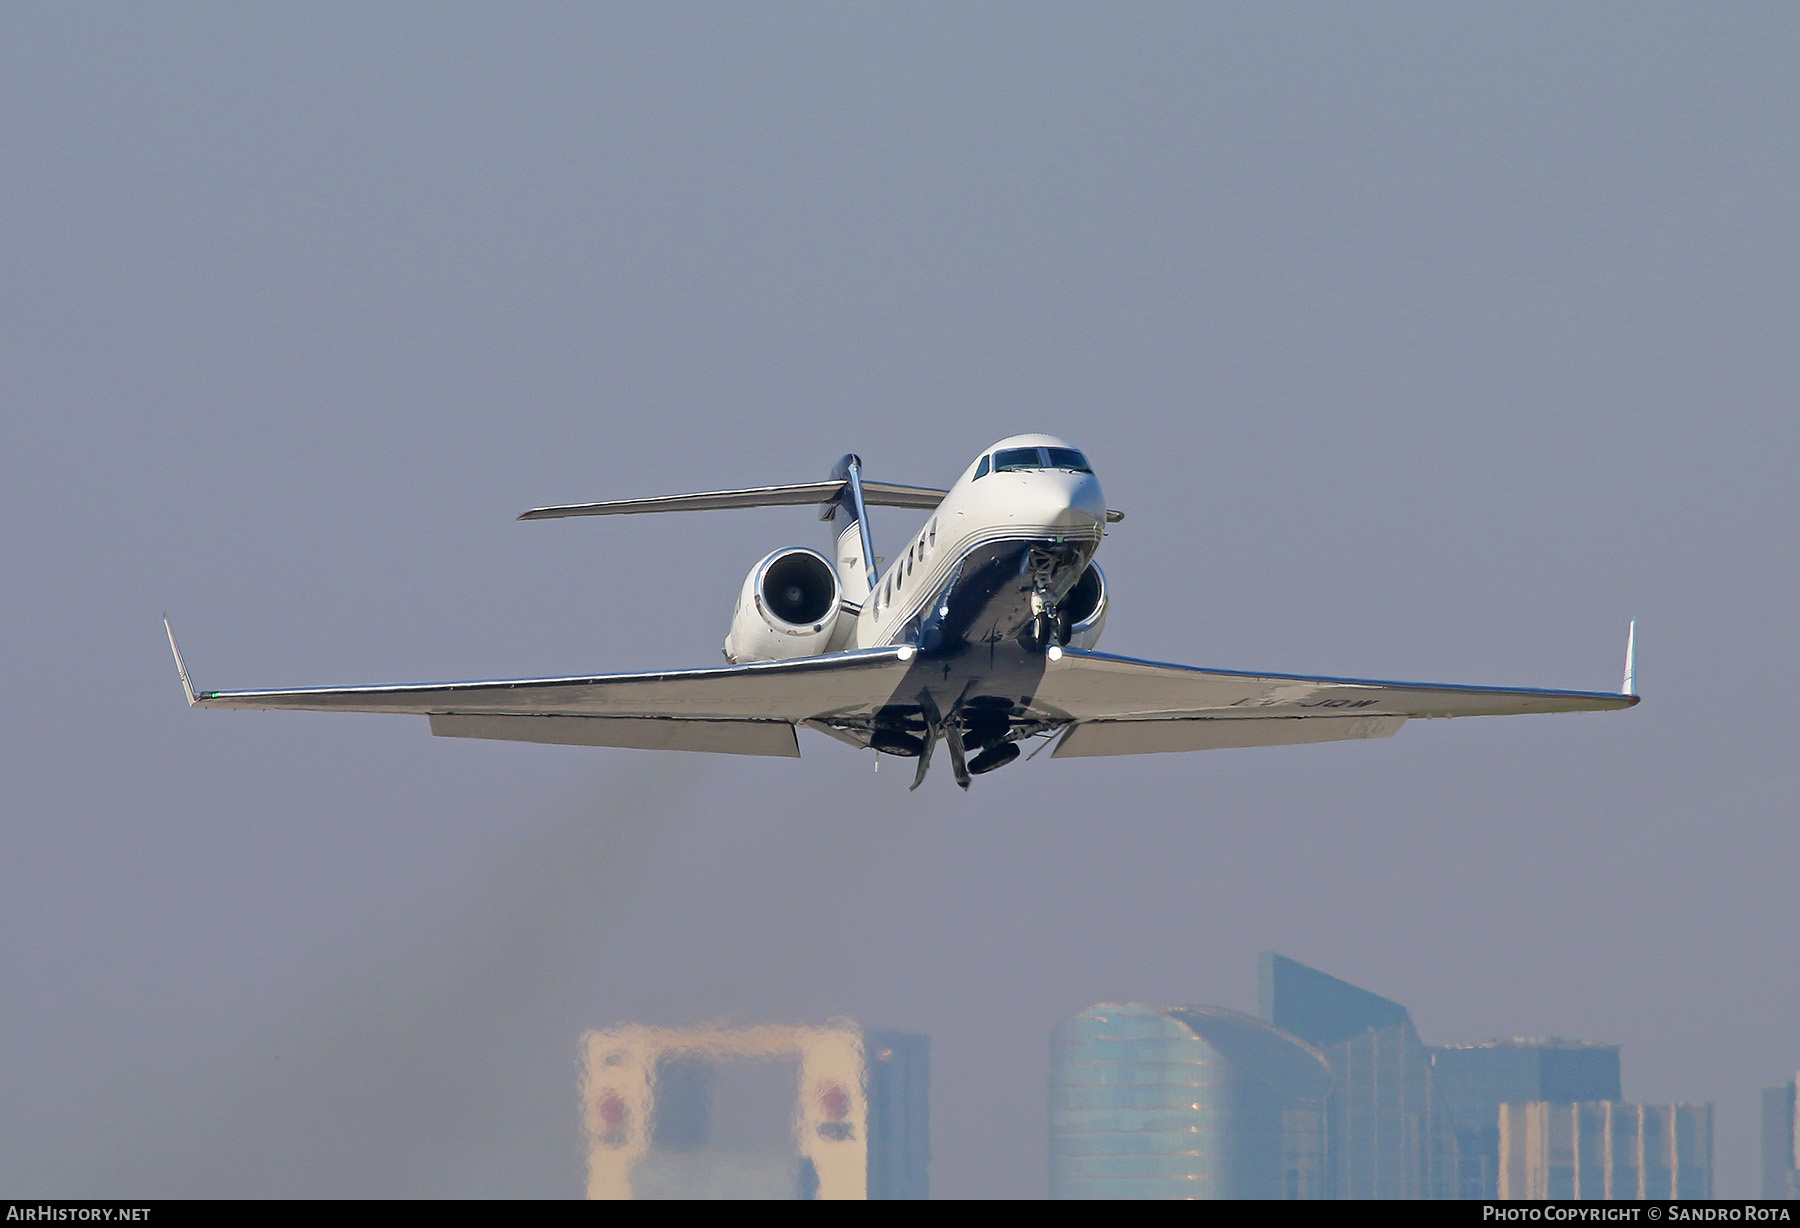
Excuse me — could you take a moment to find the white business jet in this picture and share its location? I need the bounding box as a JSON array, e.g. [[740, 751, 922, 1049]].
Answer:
[[166, 433, 1637, 789]]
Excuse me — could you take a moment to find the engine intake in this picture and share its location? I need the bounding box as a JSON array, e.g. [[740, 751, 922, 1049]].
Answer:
[[1058, 563, 1108, 650], [723, 547, 843, 663]]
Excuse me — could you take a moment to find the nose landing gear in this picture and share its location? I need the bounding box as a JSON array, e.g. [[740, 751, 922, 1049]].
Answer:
[[1024, 586, 1070, 652], [1019, 544, 1082, 653]]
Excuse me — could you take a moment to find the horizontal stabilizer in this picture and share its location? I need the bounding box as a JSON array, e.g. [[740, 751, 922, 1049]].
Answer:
[[522, 482, 1126, 523], [519, 480, 947, 520]]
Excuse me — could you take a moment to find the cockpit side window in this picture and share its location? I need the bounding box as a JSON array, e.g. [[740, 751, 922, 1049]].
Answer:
[[1044, 447, 1091, 473], [973, 455, 990, 480], [993, 447, 1044, 473]]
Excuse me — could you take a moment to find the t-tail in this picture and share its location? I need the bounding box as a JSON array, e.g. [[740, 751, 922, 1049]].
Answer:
[[515, 458, 948, 658], [820, 454, 879, 609]]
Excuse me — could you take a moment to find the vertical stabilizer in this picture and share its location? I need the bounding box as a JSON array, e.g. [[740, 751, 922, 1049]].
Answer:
[[821, 454, 878, 607]]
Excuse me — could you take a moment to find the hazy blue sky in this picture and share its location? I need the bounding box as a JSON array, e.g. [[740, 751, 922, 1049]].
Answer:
[[2, 2, 1795, 1198]]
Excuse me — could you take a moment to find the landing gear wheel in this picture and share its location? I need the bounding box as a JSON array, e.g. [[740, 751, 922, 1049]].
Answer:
[[967, 741, 1021, 775]]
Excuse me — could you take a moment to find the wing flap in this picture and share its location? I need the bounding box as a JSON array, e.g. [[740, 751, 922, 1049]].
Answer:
[[429, 714, 800, 757], [1053, 714, 1405, 758], [1034, 648, 1637, 722]]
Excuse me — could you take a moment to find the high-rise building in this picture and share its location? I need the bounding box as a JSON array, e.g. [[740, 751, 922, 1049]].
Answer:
[[1763, 1075, 1799, 1199], [580, 1021, 927, 1200], [1498, 1101, 1712, 1200], [1258, 953, 1439, 1199], [1431, 1039, 1622, 1199], [1049, 1003, 1332, 1199]]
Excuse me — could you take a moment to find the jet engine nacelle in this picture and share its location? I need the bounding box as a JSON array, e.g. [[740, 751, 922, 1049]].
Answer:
[[723, 547, 843, 664], [1059, 562, 1108, 651]]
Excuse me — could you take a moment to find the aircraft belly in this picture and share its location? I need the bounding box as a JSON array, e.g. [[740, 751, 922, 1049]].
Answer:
[[813, 640, 1054, 758], [886, 533, 1096, 648], [816, 535, 1099, 756]]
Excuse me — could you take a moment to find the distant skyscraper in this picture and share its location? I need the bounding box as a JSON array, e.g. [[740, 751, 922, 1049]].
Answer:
[[1498, 1101, 1711, 1200], [1258, 953, 1438, 1199], [1763, 1075, 1799, 1199], [1049, 1003, 1332, 1199], [1432, 1039, 1622, 1199], [580, 1022, 927, 1200]]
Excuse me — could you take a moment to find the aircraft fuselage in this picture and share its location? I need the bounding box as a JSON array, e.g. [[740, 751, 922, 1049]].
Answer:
[[829, 434, 1110, 784]]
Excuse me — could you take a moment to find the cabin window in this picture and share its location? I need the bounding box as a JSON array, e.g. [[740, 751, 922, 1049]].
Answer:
[[973, 456, 990, 480]]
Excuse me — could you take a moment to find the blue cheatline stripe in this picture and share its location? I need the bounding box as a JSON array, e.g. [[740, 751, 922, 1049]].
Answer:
[[868, 523, 1102, 645]]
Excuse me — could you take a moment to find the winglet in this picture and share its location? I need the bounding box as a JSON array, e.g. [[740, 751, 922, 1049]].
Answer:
[[164, 616, 199, 707], [1621, 619, 1636, 696]]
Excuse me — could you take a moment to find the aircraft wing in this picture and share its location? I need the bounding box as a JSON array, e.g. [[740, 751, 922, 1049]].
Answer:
[[166, 624, 1635, 762], [1038, 648, 1637, 757], [166, 620, 915, 758]]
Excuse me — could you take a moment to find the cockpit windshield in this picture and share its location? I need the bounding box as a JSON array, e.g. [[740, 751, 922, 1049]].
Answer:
[[992, 447, 1045, 473], [984, 446, 1093, 476]]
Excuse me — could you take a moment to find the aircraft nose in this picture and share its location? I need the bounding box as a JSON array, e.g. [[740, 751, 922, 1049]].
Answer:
[[1009, 471, 1106, 533]]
